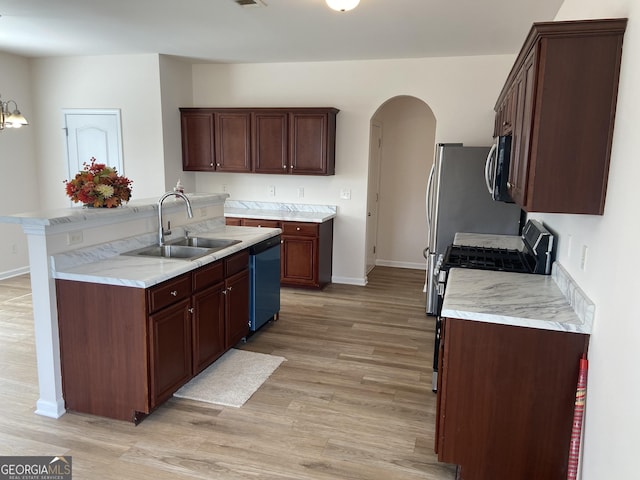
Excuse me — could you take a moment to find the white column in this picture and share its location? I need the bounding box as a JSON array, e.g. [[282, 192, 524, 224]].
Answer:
[[24, 225, 66, 418]]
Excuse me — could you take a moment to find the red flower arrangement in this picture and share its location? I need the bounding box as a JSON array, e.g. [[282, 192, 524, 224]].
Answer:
[[64, 158, 133, 208]]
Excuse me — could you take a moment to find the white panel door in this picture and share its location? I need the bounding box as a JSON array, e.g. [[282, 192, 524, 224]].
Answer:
[[64, 109, 124, 180]]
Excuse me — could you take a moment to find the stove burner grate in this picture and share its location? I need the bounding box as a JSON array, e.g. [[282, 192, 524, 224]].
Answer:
[[443, 245, 531, 273]]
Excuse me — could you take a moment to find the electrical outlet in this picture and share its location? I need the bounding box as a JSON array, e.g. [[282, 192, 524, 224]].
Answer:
[[11, 244, 17, 254], [340, 188, 351, 200], [268, 185, 276, 196], [297, 187, 304, 198], [222, 184, 228, 193], [67, 231, 83, 245], [580, 245, 588, 271]]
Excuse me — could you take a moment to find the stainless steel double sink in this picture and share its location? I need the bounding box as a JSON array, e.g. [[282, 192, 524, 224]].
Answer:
[[123, 237, 241, 260]]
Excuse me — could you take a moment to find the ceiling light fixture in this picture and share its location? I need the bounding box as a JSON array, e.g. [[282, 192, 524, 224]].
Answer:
[[0, 95, 29, 131], [326, 0, 360, 12]]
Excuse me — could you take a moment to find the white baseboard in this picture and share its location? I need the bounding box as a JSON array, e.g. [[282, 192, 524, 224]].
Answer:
[[375, 259, 427, 270], [331, 275, 367, 286], [0, 266, 30, 281]]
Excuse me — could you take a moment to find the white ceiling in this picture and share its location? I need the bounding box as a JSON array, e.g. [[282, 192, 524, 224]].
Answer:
[[0, 0, 564, 63]]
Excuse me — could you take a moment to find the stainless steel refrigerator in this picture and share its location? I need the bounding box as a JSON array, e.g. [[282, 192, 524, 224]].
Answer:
[[424, 143, 522, 314]]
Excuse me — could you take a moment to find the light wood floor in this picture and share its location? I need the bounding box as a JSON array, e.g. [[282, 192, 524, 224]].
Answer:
[[0, 267, 455, 480]]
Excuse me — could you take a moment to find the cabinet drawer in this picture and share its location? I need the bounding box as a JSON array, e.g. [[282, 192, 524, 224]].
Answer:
[[242, 218, 280, 228], [193, 261, 224, 292], [282, 222, 318, 237], [225, 250, 249, 277], [148, 275, 192, 313]]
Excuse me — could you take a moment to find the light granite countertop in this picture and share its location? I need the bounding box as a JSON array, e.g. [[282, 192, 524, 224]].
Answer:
[[0, 193, 229, 228], [441, 265, 594, 334], [454, 232, 523, 250], [53, 225, 280, 288], [224, 200, 336, 223]]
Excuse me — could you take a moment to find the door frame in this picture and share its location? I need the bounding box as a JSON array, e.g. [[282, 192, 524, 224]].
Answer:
[[365, 121, 383, 275]]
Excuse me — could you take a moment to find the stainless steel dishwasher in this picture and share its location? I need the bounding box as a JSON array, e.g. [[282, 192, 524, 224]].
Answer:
[[249, 235, 281, 332]]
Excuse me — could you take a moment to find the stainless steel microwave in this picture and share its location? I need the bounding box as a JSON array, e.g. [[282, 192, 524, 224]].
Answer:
[[484, 135, 514, 202]]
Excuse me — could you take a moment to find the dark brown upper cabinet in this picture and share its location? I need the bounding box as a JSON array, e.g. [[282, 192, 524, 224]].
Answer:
[[253, 110, 289, 174], [180, 107, 338, 176], [494, 18, 627, 215]]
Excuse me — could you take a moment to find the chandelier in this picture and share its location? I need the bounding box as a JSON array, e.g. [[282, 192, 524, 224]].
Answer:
[[0, 94, 29, 131]]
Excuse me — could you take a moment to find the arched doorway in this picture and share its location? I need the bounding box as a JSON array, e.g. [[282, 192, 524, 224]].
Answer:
[[366, 96, 436, 276]]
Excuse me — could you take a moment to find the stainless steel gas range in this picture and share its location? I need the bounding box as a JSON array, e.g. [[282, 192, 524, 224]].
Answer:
[[431, 219, 554, 391]]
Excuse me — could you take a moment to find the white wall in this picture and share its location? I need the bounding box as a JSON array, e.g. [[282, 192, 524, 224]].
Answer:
[[159, 55, 196, 193], [30, 54, 168, 208], [533, 1, 638, 479], [0, 51, 38, 277], [191, 56, 514, 283], [373, 96, 436, 269]]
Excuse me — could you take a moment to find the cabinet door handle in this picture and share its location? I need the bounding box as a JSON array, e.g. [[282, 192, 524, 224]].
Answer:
[[216, 163, 221, 167], [228, 286, 233, 292], [507, 182, 513, 188], [282, 165, 287, 169], [188, 307, 194, 314], [222, 289, 227, 295], [210, 162, 214, 167], [170, 290, 178, 296]]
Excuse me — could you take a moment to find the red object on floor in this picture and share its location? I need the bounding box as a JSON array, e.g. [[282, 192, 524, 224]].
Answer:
[[567, 356, 588, 480]]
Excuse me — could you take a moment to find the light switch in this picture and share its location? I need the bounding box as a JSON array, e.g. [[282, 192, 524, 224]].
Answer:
[[340, 188, 351, 200]]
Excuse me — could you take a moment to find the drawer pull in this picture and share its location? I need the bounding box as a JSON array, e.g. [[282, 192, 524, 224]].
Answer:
[[170, 290, 178, 297], [296, 227, 301, 231]]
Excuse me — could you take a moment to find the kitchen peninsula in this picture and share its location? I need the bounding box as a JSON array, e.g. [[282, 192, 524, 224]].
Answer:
[[0, 194, 280, 422]]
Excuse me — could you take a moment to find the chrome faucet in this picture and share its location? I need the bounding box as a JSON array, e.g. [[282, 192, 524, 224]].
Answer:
[[158, 191, 193, 246]]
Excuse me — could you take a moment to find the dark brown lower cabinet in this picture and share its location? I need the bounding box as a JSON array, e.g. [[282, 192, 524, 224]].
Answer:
[[149, 298, 192, 408], [56, 250, 249, 423], [226, 216, 333, 289], [192, 283, 225, 375], [436, 317, 589, 480], [224, 269, 250, 347]]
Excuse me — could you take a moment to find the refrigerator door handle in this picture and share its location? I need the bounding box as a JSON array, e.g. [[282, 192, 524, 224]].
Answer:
[[426, 163, 435, 230], [484, 142, 497, 196]]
